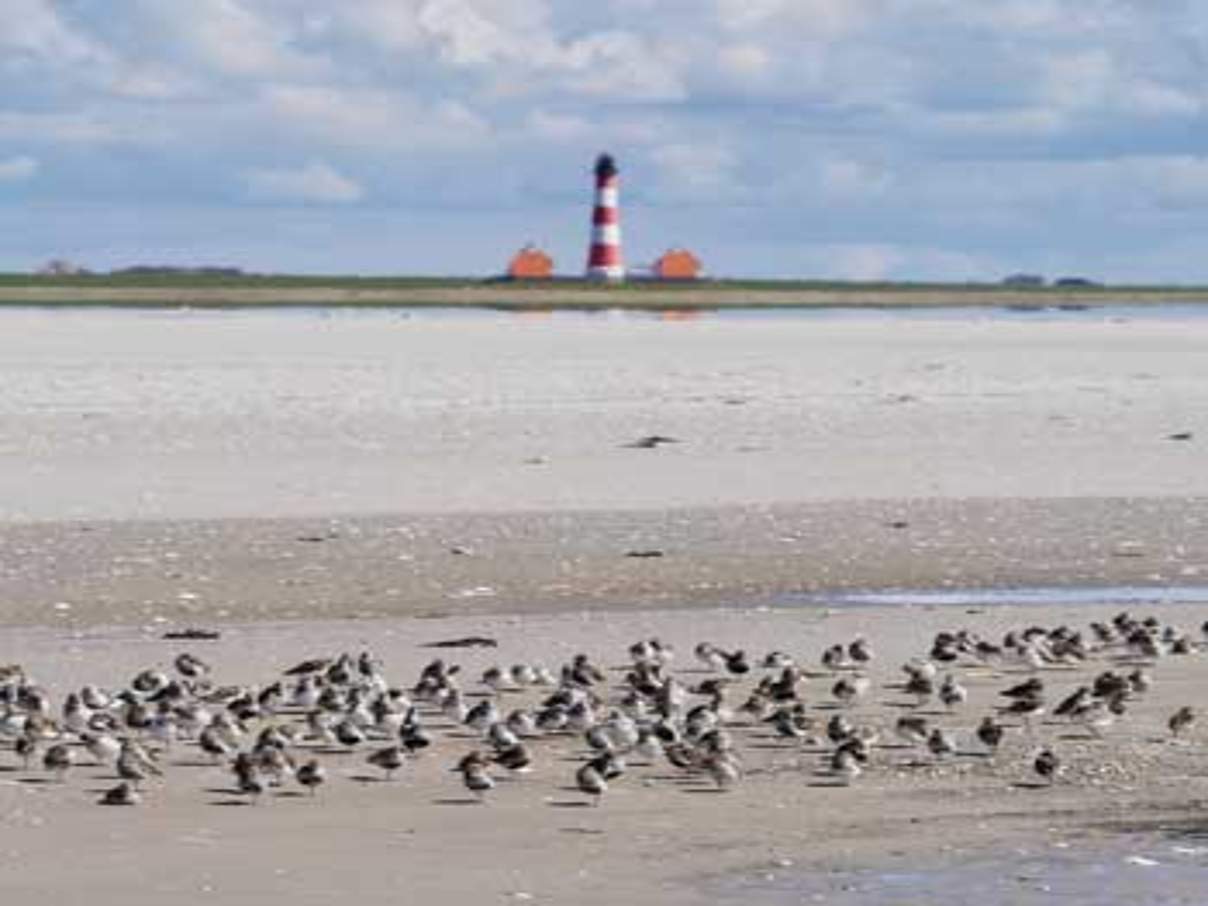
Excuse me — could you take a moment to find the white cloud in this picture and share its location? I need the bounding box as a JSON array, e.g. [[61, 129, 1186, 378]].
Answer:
[[556, 31, 686, 101], [650, 142, 740, 198], [1122, 81, 1201, 118], [826, 243, 903, 281], [0, 156, 38, 182], [0, 0, 110, 64], [714, 0, 877, 37], [260, 84, 490, 151], [0, 111, 164, 145], [819, 159, 892, 200], [244, 160, 364, 203], [131, 0, 320, 79], [800, 242, 995, 282], [105, 65, 199, 101], [329, 3, 685, 102], [920, 107, 1068, 138], [717, 43, 771, 78], [1125, 156, 1208, 210], [525, 109, 592, 142]]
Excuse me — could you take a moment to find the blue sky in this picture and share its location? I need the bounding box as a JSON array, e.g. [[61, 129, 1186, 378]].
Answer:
[[3, 0, 1208, 281]]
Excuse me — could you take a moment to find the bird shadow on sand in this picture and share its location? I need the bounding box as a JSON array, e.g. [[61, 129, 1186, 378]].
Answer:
[[807, 779, 851, 789], [1011, 781, 1054, 790], [548, 800, 593, 808], [682, 787, 728, 794], [18, 777, 55, 785], [560, 827, 605, 834], [0, 766, 19, 773], [432, 797, 483, 806], [208, 799, 255, 807]]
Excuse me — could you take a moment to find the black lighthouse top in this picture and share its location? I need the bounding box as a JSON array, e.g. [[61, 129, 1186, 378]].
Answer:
[[594, 154, 618, 179]]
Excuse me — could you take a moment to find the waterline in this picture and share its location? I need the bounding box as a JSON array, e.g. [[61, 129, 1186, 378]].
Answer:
[[784, 585, 1208, 608]]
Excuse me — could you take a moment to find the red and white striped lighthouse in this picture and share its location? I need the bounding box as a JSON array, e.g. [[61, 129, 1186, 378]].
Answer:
[[585, 153, 625, 282]]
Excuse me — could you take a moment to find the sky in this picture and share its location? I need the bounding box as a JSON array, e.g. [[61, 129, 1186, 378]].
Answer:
[[3, 0, 1208, 281]]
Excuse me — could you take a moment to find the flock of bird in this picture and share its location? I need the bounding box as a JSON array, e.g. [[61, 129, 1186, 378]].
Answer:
[[0, 609, 1202, 810]]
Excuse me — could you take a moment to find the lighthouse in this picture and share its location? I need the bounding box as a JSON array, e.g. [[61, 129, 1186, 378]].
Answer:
[[585, 153, 625, 282]]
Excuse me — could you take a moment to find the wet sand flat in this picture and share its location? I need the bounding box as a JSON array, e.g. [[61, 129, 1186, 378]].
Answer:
[[1, 496, 1206, 628]]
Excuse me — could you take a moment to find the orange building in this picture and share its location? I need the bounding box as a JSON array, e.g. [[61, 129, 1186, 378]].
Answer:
[[653, 248, 702, 281], [507, 244, 554, 280]]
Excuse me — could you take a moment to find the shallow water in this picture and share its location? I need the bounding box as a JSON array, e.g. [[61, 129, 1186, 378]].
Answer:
[[713, 834, 1208, 905], [787, 585, 1208, 608]]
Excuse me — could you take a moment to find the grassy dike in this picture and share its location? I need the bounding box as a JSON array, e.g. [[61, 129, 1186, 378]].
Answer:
[[2, 273, 1208, 309]]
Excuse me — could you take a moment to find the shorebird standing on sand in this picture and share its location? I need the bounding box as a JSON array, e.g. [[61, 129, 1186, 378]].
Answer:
[[1169, 706, 1195, 739], [927, 728, 957, 761], [577, 759, 608, 805], [832, 676, 870, 708], [895, 715, 929, 748], [458, 752, 495, 803], [99, 782, 141, 806], [1033, 748, 1060, 785], [830, 747, 862, 784], [42, 743, 71, 782], [939, 675, 967, 710], [849, 637, 874, 667], [976, 716, 1005, 754], [367, 745, 405, 780], [117, 739, 161, 787], [703, 752, 741, 790], [174, 652, 210, 680]]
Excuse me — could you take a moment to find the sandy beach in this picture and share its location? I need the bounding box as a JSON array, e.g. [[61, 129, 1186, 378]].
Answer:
[[2, 306, 1208, 903], [4, 603, 1208, 905]]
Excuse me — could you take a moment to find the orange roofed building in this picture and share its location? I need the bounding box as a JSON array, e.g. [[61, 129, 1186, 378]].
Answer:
[[653, 248, 702, 281], [507, 244, 554, 280]]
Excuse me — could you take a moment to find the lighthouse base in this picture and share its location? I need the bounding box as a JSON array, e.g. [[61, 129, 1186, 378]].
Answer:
[[586, 267, 626, 283]]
